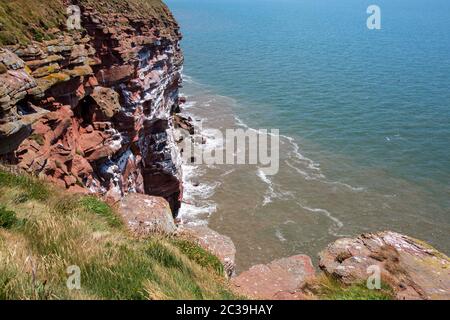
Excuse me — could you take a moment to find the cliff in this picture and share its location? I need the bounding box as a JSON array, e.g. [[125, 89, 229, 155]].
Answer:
[[0, 0, 184, 213]]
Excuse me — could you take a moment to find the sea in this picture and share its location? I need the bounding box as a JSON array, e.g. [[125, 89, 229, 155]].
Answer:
[[165, 0, 450, 271]]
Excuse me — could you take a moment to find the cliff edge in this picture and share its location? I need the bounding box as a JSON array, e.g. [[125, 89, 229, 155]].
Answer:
[[0, 0, 184, 213]]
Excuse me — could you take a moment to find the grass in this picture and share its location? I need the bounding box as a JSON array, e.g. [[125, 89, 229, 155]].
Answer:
[[0, 169, 50, 202], [304, 274, 394, 300], [0, 169, 239, 300], [0, 169, 396, 300], [0, 0, 67, 45], [169, 238, 224, 276], [0, 0, 174, 46], [79, 196, 122, 228], [0, 205, 17, 229]]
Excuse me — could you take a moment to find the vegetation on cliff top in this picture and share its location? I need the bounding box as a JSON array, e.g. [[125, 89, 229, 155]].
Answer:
[[0, 0, 173, 46], [0, 168, 238, 300], [308, 274, 394, 300]]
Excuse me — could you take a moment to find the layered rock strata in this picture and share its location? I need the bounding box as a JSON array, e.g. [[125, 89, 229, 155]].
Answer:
[[319, 231, 450, 300], [120, 193, 176, 236], [0, 1, 184, 213], [232, 232, 449, 300], [231, 255, 315, 300]]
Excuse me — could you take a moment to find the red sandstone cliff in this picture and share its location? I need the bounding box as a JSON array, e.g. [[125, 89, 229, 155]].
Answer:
[[0, 0, 184, 213]]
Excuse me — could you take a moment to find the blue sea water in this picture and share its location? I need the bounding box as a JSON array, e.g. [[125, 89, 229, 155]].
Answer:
[[166, 0, 450, 263]]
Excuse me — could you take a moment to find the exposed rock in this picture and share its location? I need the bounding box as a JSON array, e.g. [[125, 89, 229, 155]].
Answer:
[[0, 121, 32, 155], [0, 3, 184, 214], [120, 193, 176, 236], [178, 96, 187, 104], [319, 231, 450, 300], [191, 178, 200, 187], [174, 114, 195, 135], [232, 255, 316, 300], [89, 86, 121, 120], [177, 224, 237, 277], [194, 135, 206, 145], [0, 49, 36, 115]]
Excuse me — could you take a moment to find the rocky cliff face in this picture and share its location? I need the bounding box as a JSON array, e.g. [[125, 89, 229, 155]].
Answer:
[[0, 1, 184, 213]]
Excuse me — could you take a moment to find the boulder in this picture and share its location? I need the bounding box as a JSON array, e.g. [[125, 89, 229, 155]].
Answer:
[[319, 231, 450, 300], [90, 86, 121, 120], [0, 49, 37, 113], [177, 224, 236, 277], [0, 121, 32, 155], [120, 193, 176, 236], [173, 114, 194, 135], [232, 255, 316, 300]]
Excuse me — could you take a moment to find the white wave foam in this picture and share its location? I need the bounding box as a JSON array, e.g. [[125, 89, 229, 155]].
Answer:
[[182, 74, 194, 84], [220, 169, 236, 177], [285, 160, 312, 178], [297, 202, 347, 237], [275, 228, 287, 242], [236, 115, 364, 196], [234, 116, 249, 129], [177, 119, 223, 222], [178, 201, 217, 221], [284, 136, 322, 173], [322, 180, 366, 192], [182, 101, 197, 109], [201, 128, 225, 152], [257, 168, 276, 206], [257, 167, 272, 185], [285, 160, 365, 192]]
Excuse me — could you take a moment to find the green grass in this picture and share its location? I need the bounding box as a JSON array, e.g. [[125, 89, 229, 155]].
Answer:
[[0, 0, 174, 46], [310, 275, 394, 300], [170, 238, 224, 276], [0, 169, 238, 300], [0, 205, 17, 229], [323, 284, 393, 300], [0, 0, 67, 45], [0, 170, 50, 202], [79, 196, 122, 228]]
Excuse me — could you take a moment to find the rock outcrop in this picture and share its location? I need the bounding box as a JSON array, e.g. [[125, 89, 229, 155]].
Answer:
[[177, 224, 237, 277], [319, 231, 450, 300], [120, 193, 176, 236], [0, 1, 184, 214], [232, 255, 315, 300]]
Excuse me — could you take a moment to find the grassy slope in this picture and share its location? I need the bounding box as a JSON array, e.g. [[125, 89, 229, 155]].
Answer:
[[0, 0, 66, 45], [0, 0, 172, 45], [0, 169, 238, 300], [307, 274, 394, 300]]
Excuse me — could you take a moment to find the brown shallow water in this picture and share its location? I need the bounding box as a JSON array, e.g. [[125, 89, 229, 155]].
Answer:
[[178, 77, 450, 273]]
